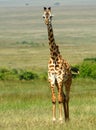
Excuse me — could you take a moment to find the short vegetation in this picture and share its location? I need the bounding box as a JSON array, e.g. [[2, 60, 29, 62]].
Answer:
[[75, 58, 96, 79], [0, 58, 96, 81], [0, 68, 38, 81], [79, 58, 96, 79], [0, 6, 96, 130]]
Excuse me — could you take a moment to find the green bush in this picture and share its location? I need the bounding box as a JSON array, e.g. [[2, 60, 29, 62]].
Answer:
[[71, 57, 96, 79], [0, 68, 18, 80], [0, 68, 38, 81], [39, 72, 48, 80], [0, 68, 9, 80], [0, 59, 96, 81], [0, 72, 4, 80], [79, 60, 96, 79], [19, 70, 38, 80], [84, 57, 96, 62]]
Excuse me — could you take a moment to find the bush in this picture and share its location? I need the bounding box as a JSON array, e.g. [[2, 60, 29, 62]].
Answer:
[[0, 59, 96, 81], [79, 60, 96, 79], [39, 72, 47, 80], [71, 57, 96, 79], [84, 57, 96, 62], [19, 70, 38, 80], [0, 68, 9, 80], [0, 68, 18, 80], [0, 68, 38, 81]]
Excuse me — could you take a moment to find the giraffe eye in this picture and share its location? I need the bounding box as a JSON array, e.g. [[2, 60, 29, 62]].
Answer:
[[42, 15, 45, 18], [50, 15, 53, 19]]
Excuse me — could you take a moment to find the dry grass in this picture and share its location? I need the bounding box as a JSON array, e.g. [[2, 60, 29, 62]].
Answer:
[[0, 6, 96, 44], [0, 5, 96, 130], [0, 43, 96, 69], [0, 109, 95, 130], [0, 79, 96, 130], [0, 6, 96, 69]]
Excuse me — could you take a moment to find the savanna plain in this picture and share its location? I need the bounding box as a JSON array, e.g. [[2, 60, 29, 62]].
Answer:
[[0, 5, 96, 130]]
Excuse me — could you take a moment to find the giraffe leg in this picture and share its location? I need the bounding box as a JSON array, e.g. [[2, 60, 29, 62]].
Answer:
[[59, 103, 63, 123], [50, 84, 56, 122], [58, 82, 64, 122], [62, 91, 69, 121], [64, 78, 72, 121], [65, 95, 69, 121], [62, 92, 67, 120], [52, 103, 56, 122]]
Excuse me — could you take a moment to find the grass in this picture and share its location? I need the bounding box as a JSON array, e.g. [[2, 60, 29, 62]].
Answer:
[[0, 5, 96, 130], [0, 79, 96, 130], [0, 6, 96, 68], [0, 43, 96, 69]]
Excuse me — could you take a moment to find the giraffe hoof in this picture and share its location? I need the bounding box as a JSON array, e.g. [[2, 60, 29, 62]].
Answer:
[[59, 118, 63, 124], [65, 118, 70, 122], [52, 118, 56, 123]]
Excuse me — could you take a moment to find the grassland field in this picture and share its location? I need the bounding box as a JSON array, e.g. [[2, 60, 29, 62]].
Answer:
[[0, 5, 96, 130]]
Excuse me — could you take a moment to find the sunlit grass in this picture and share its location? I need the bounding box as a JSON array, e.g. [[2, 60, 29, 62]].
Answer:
[[0, 5, 96, 130], [0, 79, 96, 130], [0, 6, 96, 68]]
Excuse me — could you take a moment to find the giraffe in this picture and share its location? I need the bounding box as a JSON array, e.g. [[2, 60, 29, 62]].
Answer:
[[42, 7, 72, 122]]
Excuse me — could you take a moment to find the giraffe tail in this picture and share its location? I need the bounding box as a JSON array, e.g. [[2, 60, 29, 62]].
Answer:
[[71, 66, 79, 77]]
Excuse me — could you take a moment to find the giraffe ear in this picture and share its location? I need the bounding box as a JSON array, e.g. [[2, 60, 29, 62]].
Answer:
[[44, 7, 47, 11], [48, 7, 51, 11]]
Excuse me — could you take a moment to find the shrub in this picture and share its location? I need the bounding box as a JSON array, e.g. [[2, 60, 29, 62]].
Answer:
[[19, 70, 38, 80], [0, 60, 96, 81], [0, 68, 38, 81], [39, 72, 48, 80], [0, 68, 18, 80], [0, 68, 9, 80], [79, 60, 96, 79], [0, 72, 4, 80], [84, 57, 96, 62], [71, 57, 96, 79]]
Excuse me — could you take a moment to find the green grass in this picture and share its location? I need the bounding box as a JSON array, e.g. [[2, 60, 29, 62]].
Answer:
[[0, 79, 96, 130], [0, 5, 96, 130]]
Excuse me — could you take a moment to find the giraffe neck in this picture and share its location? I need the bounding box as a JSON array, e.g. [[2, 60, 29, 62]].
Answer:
[[47, 24, 60, 59]]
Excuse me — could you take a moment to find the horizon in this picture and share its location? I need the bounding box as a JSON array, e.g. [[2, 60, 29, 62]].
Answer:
[[0, 0, 96, 7]]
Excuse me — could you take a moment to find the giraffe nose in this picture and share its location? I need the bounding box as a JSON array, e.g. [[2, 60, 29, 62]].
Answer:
[[45, 19, 49, 25]]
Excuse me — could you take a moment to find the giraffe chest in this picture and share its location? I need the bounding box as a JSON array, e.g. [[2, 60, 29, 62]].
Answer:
[[48, 63, 59, 72], [48, 60, 65, 76], [48, 58, 71, 84], [48, 62, 65, 84]]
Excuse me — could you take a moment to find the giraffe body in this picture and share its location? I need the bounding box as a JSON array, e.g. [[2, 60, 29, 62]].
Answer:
[[43, 7, 72, 122], [48, 56, 71, 86]]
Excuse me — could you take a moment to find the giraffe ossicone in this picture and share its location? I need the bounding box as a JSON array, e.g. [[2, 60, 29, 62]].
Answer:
[[43, 7, 72, 122]]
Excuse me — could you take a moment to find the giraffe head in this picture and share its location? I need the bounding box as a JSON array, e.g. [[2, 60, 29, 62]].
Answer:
[[43, 7, 54, 25]]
